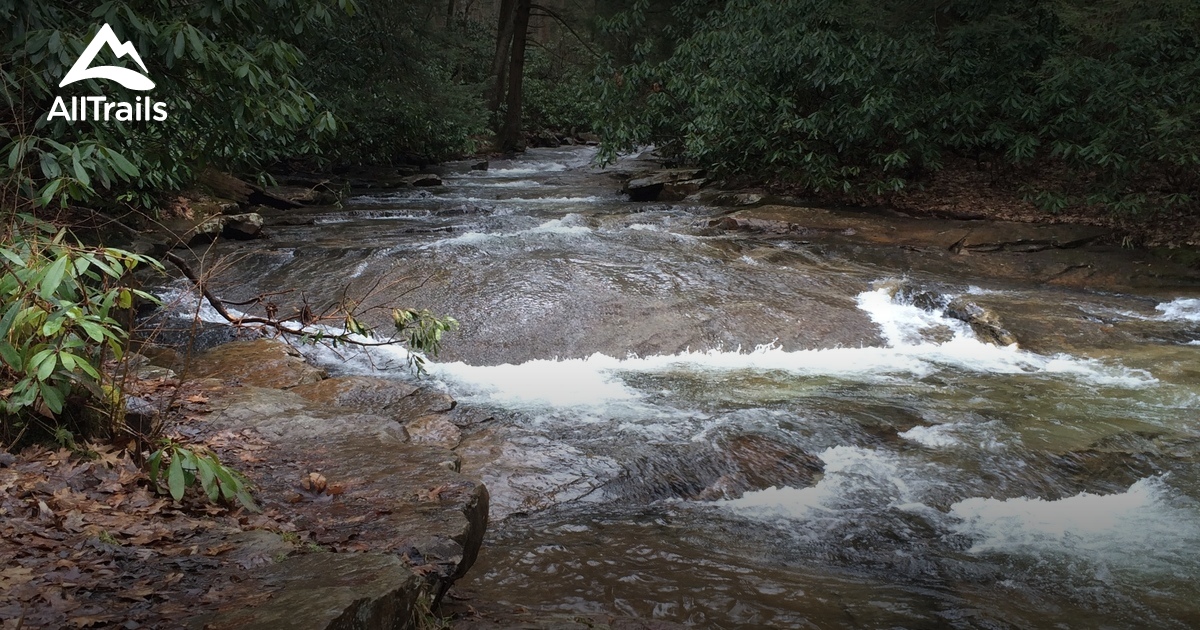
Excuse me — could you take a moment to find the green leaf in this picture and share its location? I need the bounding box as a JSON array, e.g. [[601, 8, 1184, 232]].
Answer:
[[39, 383, 65, 414], [195, 456, 219, 502], [167, 455, 185, 501], [147, 449, 163, 488], [39, 255, 68, 299], [104, 149, 139, 178]]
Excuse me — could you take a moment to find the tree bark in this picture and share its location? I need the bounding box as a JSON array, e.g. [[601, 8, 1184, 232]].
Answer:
[[499, 0, 532, 153], [487, 0, 517, 117]]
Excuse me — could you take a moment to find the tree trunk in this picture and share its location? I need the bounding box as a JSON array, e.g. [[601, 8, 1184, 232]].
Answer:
[[499, 0, 532, 153], [487, 0, 517, 117], [445, 0, 456, 30]]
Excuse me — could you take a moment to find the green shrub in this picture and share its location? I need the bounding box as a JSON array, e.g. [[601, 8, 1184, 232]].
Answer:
[[0, 216, 159, 442], [147, 439, 257, 511], [593, 0, 1200, 212]]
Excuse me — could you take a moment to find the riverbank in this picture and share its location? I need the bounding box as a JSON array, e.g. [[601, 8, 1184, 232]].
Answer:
[[0, 337, 488, 629], [760, 159, 1200, 251]]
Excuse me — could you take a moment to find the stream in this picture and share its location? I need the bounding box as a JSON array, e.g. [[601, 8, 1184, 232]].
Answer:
[[180, 147, 1200, 629]]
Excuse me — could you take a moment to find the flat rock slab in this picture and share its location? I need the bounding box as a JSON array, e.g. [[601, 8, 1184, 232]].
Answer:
[[713, 205, 1200, 291], [714, 205, 1112, 251], [199, 384, 488, 582], [183, 339, 488, 629], [190, 553, 424, 630]]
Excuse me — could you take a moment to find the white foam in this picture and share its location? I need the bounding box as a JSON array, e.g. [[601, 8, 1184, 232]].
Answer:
[[720, 446, 926, 521], [423, 216, 593, 249], [899, 421, 1008, 451], [1155, 298, 1200, 323], [333, 286, 1155, 413], [899, 424, 962, 448], [949, 477, 1200, 575], [449, 179, 544, 188], [438, 195, 605, 204]]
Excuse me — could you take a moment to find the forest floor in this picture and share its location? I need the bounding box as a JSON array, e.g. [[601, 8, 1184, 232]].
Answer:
[[0, 377, 302, 630]]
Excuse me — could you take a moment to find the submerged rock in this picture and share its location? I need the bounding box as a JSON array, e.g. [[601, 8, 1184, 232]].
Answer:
[[944, 298, 1018, 346], [612, 434, 823, 502], [187, 339, 327, 388]]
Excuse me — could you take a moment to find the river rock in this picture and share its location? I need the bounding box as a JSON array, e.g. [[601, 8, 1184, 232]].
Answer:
[[944, 298, 1018, 346], [292, 376, 419, 411], [624, 169, 707, 202], [471, 161, 489, 171], [220, 212, 264, 239], [187, 339, 327, 388], [189, 553, 426, 630], [722, 434, 825, 492]]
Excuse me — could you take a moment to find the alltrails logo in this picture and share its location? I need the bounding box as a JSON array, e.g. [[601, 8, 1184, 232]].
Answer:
[[48, 23, 168, 122]]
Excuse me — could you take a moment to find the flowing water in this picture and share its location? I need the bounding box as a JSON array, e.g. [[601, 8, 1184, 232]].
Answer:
[[179, 147, 1200, 628]]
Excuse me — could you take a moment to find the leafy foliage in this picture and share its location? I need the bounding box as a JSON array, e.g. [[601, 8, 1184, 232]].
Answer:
[[521, 42, 600, 134], [593, 0, 1200, 212], [147, 439, 257, 511], [299, 0, 489, 164], [0, 216, 159, 438], [1, 0, 356, 210]]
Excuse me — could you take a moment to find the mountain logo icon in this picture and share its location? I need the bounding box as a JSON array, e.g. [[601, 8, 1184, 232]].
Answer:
[[59, 23, 155, 91]]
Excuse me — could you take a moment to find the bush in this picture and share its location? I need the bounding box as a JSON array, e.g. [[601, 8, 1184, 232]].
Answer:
[[0, 216, 160, 444], [593, 0, 1200, 212], [0, 0, 356, 210]]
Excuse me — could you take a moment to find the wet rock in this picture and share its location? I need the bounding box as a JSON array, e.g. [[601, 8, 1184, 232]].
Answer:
[[186, 339, 327, 389], [944, 298, 1018, 346], [221, 212, 264, 239], [471, 161, 489, 171], [189, 553, 426, 630], [576, 132, 601, 145], [407, 414, 463, 449], [197, 382, 490, 599], [136, 313, 262, 354], [402, 174, 443, 187], [613, 435, 822, 502], [722, 434, 825, 492], [196, 168, 302, 210], [292, 376, 419, 411], [624, 169, 707, 202]]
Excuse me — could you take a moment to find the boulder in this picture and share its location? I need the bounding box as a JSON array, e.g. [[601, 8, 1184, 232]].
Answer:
[[159, 212, 265, 245], [944, 298, 1018, 346], [624, 168, 707, 202], [470, 161, 489, 171], [220, 212, 264, 239]]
